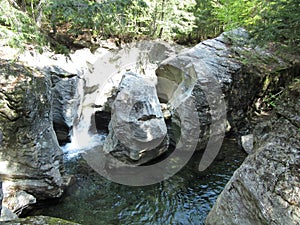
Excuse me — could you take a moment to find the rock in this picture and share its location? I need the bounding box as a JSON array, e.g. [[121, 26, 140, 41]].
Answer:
[[241, 134, 254, 154], [1, 206, 18, 221], [4, 190, 36, 214], [205, 82, 300, 225], [51, 73, 82, 145], [156, 28, 296, 151], [16, 47, 106, 146], [156, 30, 239, 151], [160, 103, 172, 120], [0, 215, 81, 224], [103, 72, 169, 165], [0, 59, 67, 217]]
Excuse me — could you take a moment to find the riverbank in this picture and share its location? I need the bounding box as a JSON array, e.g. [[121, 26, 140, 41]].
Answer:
[[205, 79, 300, 224]]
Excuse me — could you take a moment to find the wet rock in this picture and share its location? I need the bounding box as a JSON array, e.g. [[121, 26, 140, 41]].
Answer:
[[0, 60, 67, 217], [103, 72, 169, 165], [205, 82, 300, 225], [0, 215, 81, 224], [51, 73, 82, 145]]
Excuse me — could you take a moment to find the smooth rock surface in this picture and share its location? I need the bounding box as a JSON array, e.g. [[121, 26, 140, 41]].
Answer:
[[103, 72, 169, 165], [156, 28, 295, 150], [205, 82, 300, 225]]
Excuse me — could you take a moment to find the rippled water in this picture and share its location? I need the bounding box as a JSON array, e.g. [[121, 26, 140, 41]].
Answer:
[[32, 139, 246, 225]]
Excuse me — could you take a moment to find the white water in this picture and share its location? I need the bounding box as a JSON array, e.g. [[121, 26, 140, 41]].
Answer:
[[62, 133, 106, 159], [61, 41, 179, 159]]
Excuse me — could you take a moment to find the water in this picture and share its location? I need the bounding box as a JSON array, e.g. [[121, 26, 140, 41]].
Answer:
[[32, 139, 246, 225]]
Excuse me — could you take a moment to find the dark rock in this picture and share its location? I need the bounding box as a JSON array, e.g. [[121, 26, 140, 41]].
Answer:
[[51, 74, 82, 145], [0, 59, 68, 218], [95, 111, 111, 133]]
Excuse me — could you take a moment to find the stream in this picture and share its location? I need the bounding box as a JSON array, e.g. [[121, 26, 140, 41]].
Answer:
[[32, 138, 246, 225], [29, 41, 247, 224]]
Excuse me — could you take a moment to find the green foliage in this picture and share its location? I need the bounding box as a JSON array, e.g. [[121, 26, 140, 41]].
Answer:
[[192, 0, 223, 41], [211, 0, 262, 30], [145, 0, 196, 40], [0, 0, 299, 52], [211, 0, 300, 47], [44, 0, 196, 41], [0, 0, 46, 52], [254, 0, 299, 46]]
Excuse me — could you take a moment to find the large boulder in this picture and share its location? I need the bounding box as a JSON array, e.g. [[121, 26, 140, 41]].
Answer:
[[155, 28, 296, 152], [205, 81, 300, 224], [103, 72, 169, 165], [0, 59, 68, 219]]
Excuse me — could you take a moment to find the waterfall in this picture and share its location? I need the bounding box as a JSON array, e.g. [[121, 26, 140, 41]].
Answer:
[[62, 41, 179, 159]]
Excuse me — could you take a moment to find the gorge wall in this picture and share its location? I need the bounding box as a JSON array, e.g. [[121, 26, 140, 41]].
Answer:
[[0, 59, 67, 219], [205, 80, 300, 225]]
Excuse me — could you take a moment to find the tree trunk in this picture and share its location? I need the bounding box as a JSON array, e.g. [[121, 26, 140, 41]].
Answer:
[[158, 0, 165, 38]]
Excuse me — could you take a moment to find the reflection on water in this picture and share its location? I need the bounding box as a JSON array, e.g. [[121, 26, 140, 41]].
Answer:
[[32, 139, 246, 225]]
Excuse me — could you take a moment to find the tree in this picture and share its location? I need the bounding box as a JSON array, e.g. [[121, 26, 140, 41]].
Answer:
[[0, 0, 46, 52], [211, 0, 300, 47]]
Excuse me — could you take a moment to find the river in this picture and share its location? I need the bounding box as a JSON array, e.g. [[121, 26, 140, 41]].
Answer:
[[31, 138, 246, 225]]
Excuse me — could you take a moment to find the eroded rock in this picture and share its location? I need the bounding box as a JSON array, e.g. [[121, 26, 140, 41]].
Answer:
[[155, 28, 295, 150], [103, 72, 169, 165], [0, 60, 68, 218], [51, 72, 82, 145], [205, 82, 300, 225]]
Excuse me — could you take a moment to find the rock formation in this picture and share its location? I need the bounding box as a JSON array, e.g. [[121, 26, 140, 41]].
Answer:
[[51, 70, 82, 145], [155, 28, 296, 153], [103, 72, 169, 165], [0, 59, 68, 219], [0, 28, 298, 223], [205, 81, 300, 224]]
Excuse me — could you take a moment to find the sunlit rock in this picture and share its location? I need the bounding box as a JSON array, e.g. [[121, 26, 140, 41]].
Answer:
[[0, 60, 68, 217], [241, 134, 254, 154], [103, 72, 169, 165], [205, 83, 300, 225]]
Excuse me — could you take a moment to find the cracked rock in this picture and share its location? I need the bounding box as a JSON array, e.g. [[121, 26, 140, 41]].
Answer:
[[103, 72, 169, 165]]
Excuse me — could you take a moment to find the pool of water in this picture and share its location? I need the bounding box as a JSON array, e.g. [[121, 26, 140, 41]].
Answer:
[[32, 139, 246, 225]]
